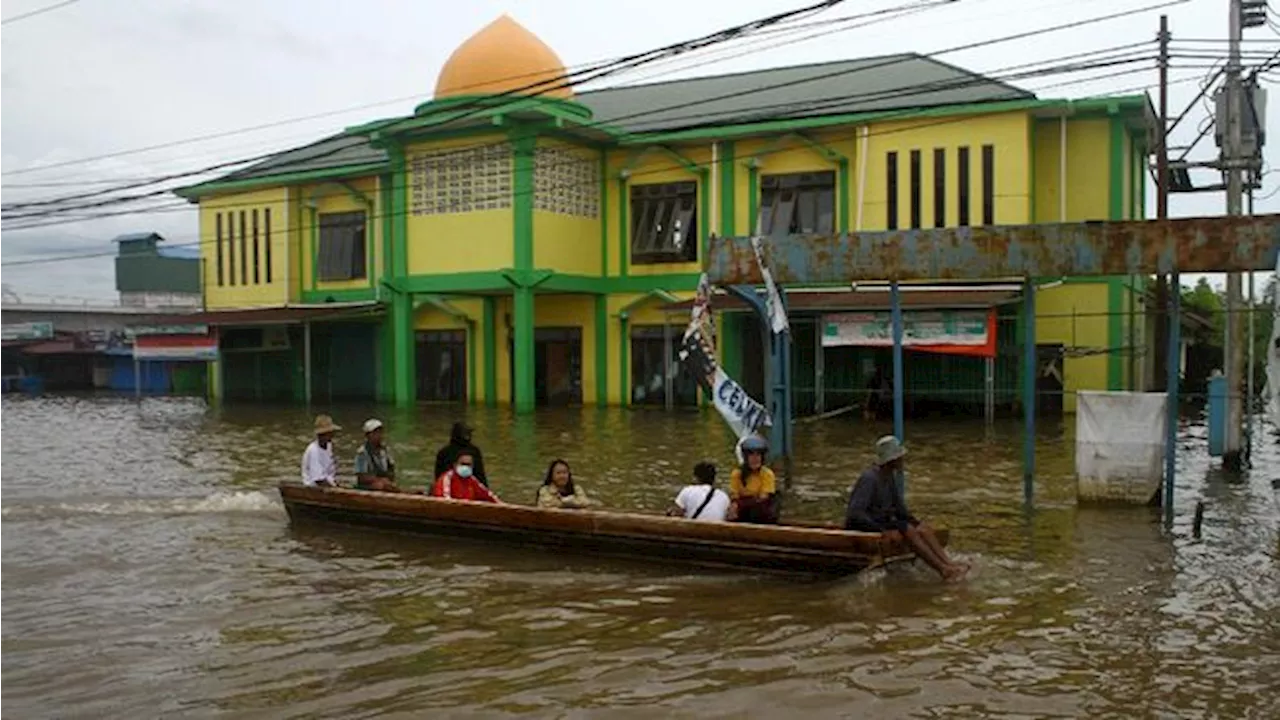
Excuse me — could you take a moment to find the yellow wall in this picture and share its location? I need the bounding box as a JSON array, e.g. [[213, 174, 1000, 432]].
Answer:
[[604, 144, 711, 277], [413, 297, 487, 401], [861, 112, 1032, 232], [1036, 283, 1111, 413], [297, 175, 382, 294], [1032, 117, 1115, 223], [405, 134, 514, 275], [200, 187, 291, 309], [532, 138, 602, 276]]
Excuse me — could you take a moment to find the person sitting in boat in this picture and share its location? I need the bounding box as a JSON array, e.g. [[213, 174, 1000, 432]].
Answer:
[[431, 452, 501, 503], [668, 461, 730, 522], [301, 414, 341, 487], [535, 459, 595, 509], [355, 418, 403, 492], [844, 435, 968, 582], [729, 435, 779, 524], [433, 421, 490, 487]]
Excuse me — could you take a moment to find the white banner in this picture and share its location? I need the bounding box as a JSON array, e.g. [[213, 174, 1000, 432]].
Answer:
[[751, 236, 790, 335], [822, 310, 989, 347]]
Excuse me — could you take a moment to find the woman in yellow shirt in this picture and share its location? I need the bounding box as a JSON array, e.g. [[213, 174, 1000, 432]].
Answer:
[[729, 435, 779, 524]]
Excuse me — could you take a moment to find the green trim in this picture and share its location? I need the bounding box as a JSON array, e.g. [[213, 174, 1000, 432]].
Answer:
[[747, 164, 759, 234], [538, 272, 701, 294], [511, 129, 536, 414], [175, 162, 387, 200], [379, 312, 393, 401], [718, 140, 736, 236], [617, 177, 629, 277], [300, 288, 377, 304], [468, 322, 478, 404], [483, 296, 497, 407], [397, 272, 511, 294], [1107, 276, 1125, 391], [1108, 116, 1125, 221], [513, 287, 535, 413], [410, 94, 594, 121], [620, 145, 701, 175], [386, 142, 413, 407], [391, 293, 414, 406], [599, 151, 609, 277], [380, 173, 393, 294], [619, 316, 630, 408], [594, 294, 608, 408], [624, 95, 1152, 145]]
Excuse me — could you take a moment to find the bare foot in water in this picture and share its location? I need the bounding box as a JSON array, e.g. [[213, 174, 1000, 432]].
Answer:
[[943, 564, 970, 583]]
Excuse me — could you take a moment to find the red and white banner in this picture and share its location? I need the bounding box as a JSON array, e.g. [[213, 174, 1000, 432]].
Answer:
[[133, 332, 219, 361]]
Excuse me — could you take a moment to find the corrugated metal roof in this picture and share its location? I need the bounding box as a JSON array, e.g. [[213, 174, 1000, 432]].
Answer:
[[578, 54, 1032, 133], [194, 53, 1031, 186], [663, 288, 1022, 313], [133, 302, 384, 327]]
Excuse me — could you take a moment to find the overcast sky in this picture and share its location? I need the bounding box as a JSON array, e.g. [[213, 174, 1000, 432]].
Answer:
[[2, 0, 1276, 301]]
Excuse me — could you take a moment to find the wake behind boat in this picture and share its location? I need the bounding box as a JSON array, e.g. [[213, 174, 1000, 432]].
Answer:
[[278, 482, 944, 578]]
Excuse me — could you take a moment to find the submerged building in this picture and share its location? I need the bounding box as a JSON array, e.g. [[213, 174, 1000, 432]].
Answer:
[[176, 14, 1154, 413]]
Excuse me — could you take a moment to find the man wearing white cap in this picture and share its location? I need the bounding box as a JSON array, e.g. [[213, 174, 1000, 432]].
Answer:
[[301, 414, 341, 487], [354, 418, 401, 492], [844, 435, 968, 582]]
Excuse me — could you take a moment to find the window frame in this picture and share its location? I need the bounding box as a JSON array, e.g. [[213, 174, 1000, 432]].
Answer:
[[757, 170, 836, 237], [629, 181, 699, 265], [316, 211, 369, 282]]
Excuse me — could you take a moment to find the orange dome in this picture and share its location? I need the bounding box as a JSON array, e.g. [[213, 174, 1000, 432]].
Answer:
[[434, 15, 573, 100]]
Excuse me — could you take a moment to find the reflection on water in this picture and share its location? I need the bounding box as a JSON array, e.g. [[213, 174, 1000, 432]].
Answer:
[[2, 395, 1278, 718]]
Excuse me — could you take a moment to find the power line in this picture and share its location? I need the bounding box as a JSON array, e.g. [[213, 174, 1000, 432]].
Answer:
[[1, 0, 80, 26], [4, 0, 1176, 221], [2, 41, 1157, 228]]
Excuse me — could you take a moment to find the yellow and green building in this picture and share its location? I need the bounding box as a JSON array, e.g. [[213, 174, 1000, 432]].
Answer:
[[177, 15, 1155, 414]]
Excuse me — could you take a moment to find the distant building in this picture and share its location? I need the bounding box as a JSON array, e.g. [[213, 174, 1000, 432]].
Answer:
[[114, 232, 202, 309]]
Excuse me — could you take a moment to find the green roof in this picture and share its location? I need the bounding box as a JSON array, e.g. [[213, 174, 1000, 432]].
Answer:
[[177, 53, 1129, 198]]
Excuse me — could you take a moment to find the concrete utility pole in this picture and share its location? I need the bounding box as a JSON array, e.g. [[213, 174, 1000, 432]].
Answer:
[[1153, 15, 1170, 392], [1221, 0, 1245, 472]]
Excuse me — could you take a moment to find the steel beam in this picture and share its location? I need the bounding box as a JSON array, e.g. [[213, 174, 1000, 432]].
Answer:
[[706, 215, 1280, 284]]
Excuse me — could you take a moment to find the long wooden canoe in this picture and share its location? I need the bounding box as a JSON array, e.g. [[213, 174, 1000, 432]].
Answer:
[[278, 483, 947, 577]]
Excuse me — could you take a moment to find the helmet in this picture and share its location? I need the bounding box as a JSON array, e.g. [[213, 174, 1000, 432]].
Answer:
[[740, 435, 769, 454]]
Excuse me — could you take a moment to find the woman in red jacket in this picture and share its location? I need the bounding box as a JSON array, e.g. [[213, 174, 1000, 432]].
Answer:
[[430, 452, 501, 503]]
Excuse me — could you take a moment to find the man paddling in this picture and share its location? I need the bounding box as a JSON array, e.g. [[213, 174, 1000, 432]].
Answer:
[[355, 419, 403, 492], [844, 436, 968, 582]]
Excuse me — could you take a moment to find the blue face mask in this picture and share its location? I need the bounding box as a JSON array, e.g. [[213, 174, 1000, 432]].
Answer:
[[456, 465, 474, 479]]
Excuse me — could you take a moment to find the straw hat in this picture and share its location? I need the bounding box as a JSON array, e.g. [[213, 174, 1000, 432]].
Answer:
[[875, 435, 906, 465], [314, 415, 341, 435]]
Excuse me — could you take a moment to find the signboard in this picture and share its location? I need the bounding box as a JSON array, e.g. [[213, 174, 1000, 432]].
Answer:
[[133, 333, 218, 361], [126, 324, 209, 338], [822, 310, 990, 347], [1, 322, 54, 341]]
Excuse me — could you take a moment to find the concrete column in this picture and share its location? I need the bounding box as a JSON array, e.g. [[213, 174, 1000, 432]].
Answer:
[[513, 287, 535, 414]]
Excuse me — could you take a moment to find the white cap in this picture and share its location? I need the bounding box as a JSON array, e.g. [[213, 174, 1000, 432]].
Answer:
[[362, 418, 383, 434]]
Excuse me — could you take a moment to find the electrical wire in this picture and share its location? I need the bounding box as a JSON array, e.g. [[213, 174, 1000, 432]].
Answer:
[[1, 0, 81, 26]]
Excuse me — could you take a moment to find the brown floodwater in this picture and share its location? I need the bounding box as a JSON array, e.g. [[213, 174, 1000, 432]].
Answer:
[[2, 395, 1278, 719]]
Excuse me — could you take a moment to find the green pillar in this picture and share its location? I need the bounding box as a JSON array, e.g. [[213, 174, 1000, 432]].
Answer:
[[511, 129, 536, 414], [594, 294, 608, 408], [483, 296, 497, 407], [619, 316, 630, 407], [514, 287, 535, 413], [392, 292, 414, 406]]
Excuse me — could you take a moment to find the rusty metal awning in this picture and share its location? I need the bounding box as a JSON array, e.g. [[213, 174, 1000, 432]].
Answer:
[[707, 215, 1280, 284], [130, 302, 383, 327], [663, 286, 1020, 314]]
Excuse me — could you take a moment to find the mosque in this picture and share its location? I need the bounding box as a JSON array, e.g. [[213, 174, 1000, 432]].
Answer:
[[177, 15, 1155, 414]]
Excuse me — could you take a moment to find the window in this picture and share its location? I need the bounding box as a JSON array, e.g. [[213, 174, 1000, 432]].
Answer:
[[981, 144, 995, 226], [758, 171, 835, 236], [215, 213, 225, 286], [909, 150, 922, 230], [630, 181, 698, 264], [239, 211, 248, 285], [886, 152, 899, 230], [631, 325, 699, 407], [252, 209, 261, 285], [933, 148, 946, 228], [264, 208, 273, 283], [957, 146, 971, 227], [317, 211, 368, 282], [225, 211, 236, 286]]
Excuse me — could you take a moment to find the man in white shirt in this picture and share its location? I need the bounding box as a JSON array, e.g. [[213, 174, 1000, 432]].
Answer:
[[301, 414, 341, 487], [668, 461, 730, 522]]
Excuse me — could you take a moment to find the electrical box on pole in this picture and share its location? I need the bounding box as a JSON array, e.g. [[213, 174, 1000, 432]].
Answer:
[[1240, 0, 1267, 28], [1214, 85, 1268, 156]]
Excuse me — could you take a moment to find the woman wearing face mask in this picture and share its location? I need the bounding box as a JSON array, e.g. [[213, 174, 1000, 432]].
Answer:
[[430, 452, 501, 503], [535, 459, 596, 509]]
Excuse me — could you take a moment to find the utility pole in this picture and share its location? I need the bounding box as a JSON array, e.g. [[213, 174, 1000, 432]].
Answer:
[[1222, 0, 1245, 472], [1153, 14, 1170, 391]]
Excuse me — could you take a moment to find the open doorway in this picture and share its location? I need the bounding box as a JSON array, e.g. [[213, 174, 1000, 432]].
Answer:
[[508, 327, 583, 406]]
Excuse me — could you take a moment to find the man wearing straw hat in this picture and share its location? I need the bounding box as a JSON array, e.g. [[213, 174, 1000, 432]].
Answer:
[[301, 415, 341, 488], [844, 435, 968, 582]]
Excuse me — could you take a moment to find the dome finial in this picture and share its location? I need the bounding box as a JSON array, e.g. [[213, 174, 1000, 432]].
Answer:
[[434, 15, 573, 100]]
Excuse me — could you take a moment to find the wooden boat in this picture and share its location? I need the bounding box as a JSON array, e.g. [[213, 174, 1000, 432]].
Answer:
[[278, 482, 948, 578]]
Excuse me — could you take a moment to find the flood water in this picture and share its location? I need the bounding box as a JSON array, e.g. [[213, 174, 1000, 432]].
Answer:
[[2, 395, 1278, 719]]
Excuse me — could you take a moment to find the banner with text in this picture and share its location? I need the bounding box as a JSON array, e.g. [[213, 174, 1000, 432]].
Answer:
[[822, 309, 995, 357]]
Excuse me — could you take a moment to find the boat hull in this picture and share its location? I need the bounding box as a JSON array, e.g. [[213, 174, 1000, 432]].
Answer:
[[278, 484, 945, 578]]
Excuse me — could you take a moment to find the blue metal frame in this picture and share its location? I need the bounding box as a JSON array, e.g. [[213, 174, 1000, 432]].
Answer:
[[726, 285, 793, 478]]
